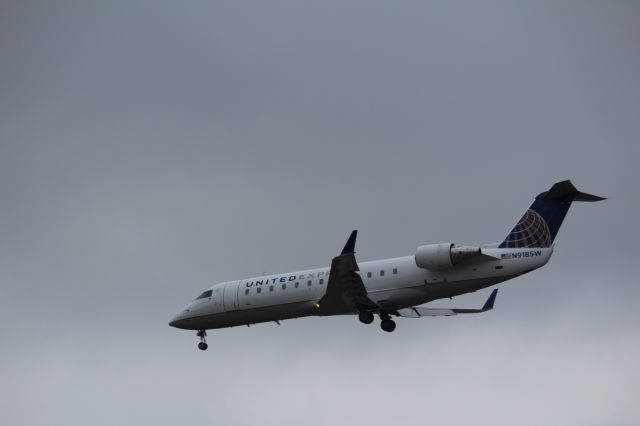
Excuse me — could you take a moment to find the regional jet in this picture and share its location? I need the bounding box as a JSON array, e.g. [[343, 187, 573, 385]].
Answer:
[[169, 180, 604, 350]]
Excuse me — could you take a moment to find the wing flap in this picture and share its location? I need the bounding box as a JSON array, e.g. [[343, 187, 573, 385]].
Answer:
[[395, 289, 498, 318], [396, 307, 457, 318]]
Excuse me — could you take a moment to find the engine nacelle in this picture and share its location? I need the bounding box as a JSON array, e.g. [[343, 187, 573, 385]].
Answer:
[[415, 243, 482, 270]]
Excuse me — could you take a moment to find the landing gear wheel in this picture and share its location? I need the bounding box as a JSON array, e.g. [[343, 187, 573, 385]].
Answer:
[[380, 319, 396, 332], [358, 311, 374, 324], [196, 329, 208, 351]]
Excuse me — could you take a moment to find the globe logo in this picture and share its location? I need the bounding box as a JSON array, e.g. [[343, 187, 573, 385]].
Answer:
[[501, 209, 552, 248]]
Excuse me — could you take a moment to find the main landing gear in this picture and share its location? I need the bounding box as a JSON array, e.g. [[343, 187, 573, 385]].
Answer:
[[359, 310, 396, 332], [379, 312, 396, 333], [358, 310, 374, 324], [197, 329, 208, 351]]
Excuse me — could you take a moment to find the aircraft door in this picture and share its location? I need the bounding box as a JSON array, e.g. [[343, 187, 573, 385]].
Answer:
[[223, 281, 240, 311]]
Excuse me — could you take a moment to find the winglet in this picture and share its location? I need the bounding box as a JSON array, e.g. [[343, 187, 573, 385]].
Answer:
[[482, 289, 498, 311], [341, 230, 358, 255]]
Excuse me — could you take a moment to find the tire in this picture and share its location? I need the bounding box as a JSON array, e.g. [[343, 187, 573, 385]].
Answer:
[[198, 342, 208, 351], [358, 311, 374, 324], [380, 319, 396, 332]]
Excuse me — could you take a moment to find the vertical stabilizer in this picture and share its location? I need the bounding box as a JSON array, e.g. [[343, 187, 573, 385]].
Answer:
[[498, 180, 605, 249]]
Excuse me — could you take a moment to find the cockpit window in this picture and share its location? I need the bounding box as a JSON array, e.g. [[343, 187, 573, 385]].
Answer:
[[195, 290, 212, 300]]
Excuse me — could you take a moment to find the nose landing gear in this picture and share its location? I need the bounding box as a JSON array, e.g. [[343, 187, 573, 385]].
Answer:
[[197, 330, 208, 351]]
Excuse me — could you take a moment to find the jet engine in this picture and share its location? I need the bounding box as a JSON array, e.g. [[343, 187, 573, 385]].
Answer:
[[415, 243, 482, 270]]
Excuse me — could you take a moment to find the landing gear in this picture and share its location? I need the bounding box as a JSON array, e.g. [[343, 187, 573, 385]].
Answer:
[[379, 312, 396, 332], [358, 311, 374, 324], [380, 319, 396, 332], [197, 329, 208, 351]]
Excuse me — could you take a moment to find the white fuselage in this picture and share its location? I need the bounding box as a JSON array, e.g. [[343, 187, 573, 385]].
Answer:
[[169, 247, 553, 330]]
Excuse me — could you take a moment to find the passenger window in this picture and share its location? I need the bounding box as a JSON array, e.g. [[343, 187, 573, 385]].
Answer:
[[393, 268, 398, 274], [282, 284, 286, 290], [367, 272, 372, 278], [307, 280, 312, 286], [245, 289, 249, 295], [269, 285, 274, 291], [295, 282, 299, 288], [257, 287, 262, 294], [380, 270, 385, 277], [319, 278, 324, 285]]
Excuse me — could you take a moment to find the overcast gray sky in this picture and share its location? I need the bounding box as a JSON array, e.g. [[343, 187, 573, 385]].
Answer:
[[1, 1, 639, 425]]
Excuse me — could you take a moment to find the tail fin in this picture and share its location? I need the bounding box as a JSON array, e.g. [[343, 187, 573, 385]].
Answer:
[[499, 180, 605, 248]]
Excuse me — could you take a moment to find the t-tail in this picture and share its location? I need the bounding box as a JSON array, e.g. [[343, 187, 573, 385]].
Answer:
[[499, 180, 605, 249]]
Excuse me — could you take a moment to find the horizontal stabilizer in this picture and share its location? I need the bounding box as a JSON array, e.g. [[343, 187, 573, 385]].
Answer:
[[544, 180, 606, 202], [573, 192, 606, 202], [395, 289, 498, 318]]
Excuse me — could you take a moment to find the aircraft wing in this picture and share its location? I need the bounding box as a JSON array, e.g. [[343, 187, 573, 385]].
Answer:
[[394, 289, 498, 318], [317, 230, 379, 315]]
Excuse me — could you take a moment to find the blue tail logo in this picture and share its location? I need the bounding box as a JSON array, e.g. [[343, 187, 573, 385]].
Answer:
[[498, 180, 605, 249]]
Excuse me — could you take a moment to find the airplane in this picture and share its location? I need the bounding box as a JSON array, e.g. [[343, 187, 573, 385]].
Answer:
[[169, 180, 604, 350]]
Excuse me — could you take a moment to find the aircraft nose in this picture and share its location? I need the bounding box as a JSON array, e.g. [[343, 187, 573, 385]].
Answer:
[[169, 310, 191, 328]]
